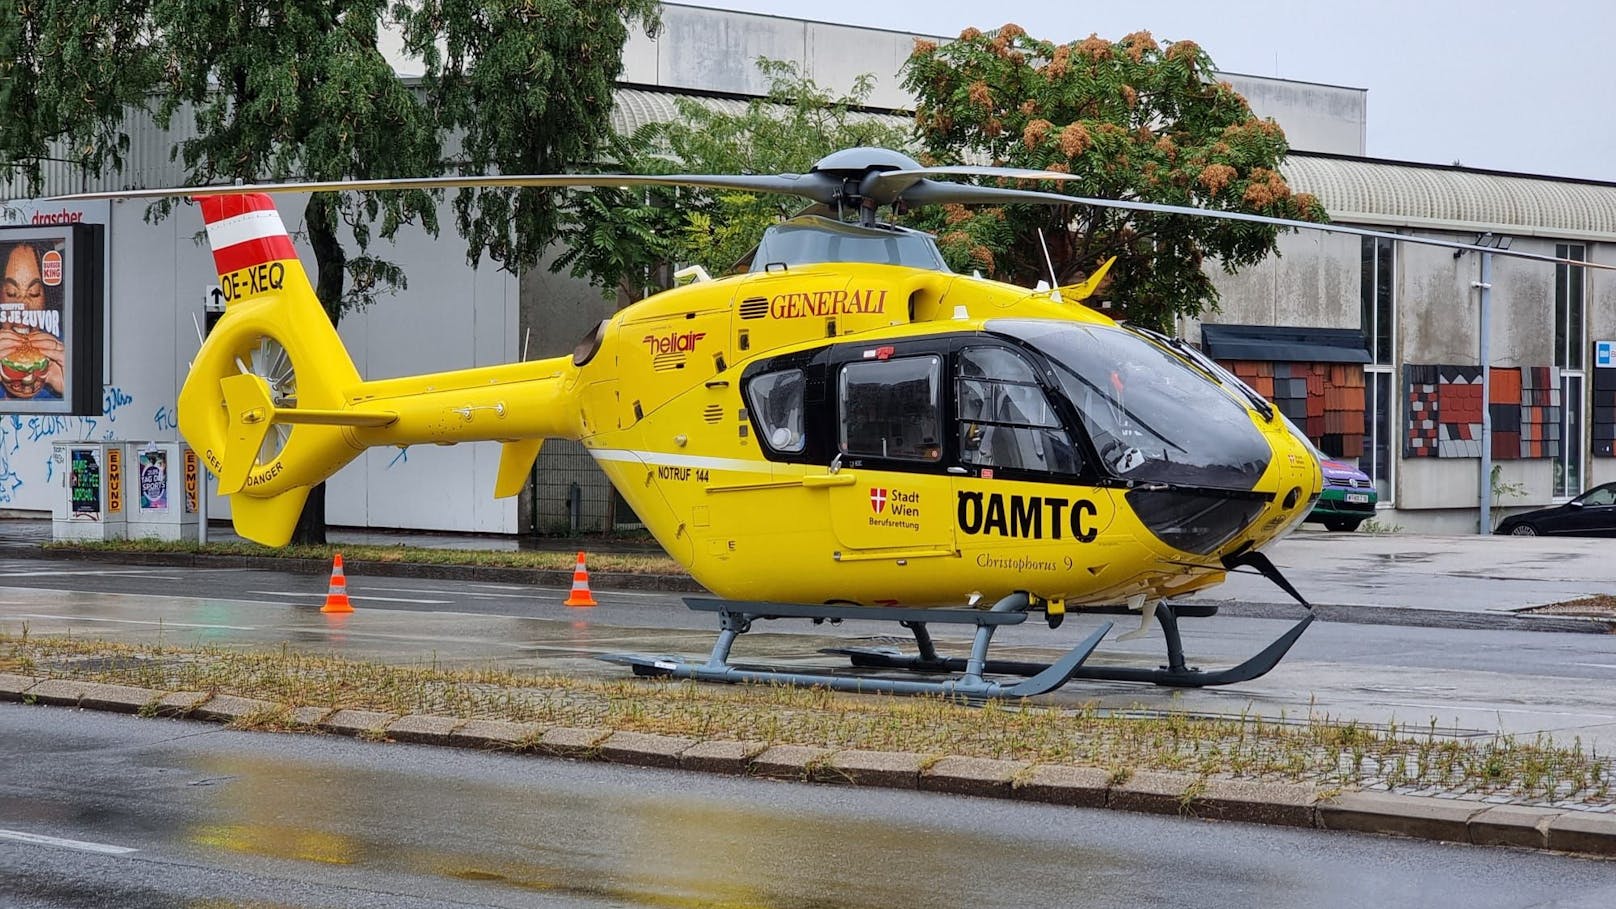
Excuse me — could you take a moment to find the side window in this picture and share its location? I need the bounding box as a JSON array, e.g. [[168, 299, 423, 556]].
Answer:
[[747, 369, 807, 453], [957, 347, 1081, 474], [1580, 486, 1614, 507], [840, 356, 942, 462]]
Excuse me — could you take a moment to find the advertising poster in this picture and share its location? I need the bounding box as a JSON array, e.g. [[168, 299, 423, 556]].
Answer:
[[0, 223, 104, 414], [140, 449, 169, 512], [184, 448, 199, 514], [107, 445, 122, 513], [70, 447, 101, 519]]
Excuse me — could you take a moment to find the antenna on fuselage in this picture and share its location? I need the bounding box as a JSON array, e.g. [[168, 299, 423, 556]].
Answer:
[[1037, 229, 1062, 302]]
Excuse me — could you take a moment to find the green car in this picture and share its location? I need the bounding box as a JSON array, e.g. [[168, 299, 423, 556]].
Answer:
[[1306, 459, 1379, 532]]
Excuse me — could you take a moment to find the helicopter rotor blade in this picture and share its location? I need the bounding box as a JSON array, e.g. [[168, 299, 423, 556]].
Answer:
[[897, 180, 1616, 271], [860, 165, 1078, 206], [48, 145, 1611, 272], [50, 171, 844, 203]]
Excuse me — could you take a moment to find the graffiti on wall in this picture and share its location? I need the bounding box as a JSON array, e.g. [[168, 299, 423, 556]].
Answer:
[[0, 386, 148, 505]]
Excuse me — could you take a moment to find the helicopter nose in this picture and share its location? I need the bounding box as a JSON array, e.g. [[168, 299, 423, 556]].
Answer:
[[1124, 486, 1268, 557], [1258, 430, 1326, 543]]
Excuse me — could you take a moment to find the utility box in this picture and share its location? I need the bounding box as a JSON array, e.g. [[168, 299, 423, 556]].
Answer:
[[51, 441, 126, 541], [124, 441, 200, 542]]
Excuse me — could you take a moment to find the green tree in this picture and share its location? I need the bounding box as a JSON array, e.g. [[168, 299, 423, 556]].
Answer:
[[904, 25, 1325, 330], [552, 59, 914, 302], [1, 0, 656, 542], [396, 0, 660, 273]]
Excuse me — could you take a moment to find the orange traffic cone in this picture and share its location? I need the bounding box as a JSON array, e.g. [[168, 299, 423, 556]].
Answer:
[[563, 550, 597, 608], [321, 553, 354, 613]]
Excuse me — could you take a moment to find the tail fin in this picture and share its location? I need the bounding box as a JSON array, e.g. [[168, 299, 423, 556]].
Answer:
[[179, 193, 582, 547], [179, 194, 373, 546]]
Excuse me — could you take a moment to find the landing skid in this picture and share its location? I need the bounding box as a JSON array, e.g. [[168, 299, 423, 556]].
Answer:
[[601, 594, 1114, 699], [826, 604, 1313, 687], [601, 550, 1314, 696], [825, 549, 1317, 688]]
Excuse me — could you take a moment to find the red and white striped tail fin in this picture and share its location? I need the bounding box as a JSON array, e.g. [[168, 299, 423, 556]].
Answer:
[[195, 193, 304, 306]]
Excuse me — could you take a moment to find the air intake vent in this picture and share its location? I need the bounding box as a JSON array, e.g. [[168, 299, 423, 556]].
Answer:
[[739, 297, 769, 320], [703, 404, 723, 424]]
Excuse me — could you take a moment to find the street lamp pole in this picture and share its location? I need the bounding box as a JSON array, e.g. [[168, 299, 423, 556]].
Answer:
[[1476, 250, 1493, 535]]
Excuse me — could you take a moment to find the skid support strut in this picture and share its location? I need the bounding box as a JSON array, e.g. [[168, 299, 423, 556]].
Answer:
[[830, 549, 1316, 688], [601, 593, 1113, 699]]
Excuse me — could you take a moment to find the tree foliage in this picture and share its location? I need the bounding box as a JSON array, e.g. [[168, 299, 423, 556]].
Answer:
[[1, 0, 656, 542], [904, 25, 1325, 330], [395, 0, 660, 272], [0, 1, 161, 189], [553, 60, 914, 301]]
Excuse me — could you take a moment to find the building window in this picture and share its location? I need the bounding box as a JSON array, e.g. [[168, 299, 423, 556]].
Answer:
[[1361, 237, 1396, 502], [1361, 237, 1394, 366], [1556, 243, 1586, 497]]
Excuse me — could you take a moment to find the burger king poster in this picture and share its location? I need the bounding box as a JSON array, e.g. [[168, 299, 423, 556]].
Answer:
[[0, 223, 105, 414]]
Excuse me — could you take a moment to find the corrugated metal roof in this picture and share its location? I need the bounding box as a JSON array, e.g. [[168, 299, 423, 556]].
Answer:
[[0, 100, 202, 198], [609, 89, 754, 136], [609, 87, 911, 138], [1281, 153, 1616, 241]]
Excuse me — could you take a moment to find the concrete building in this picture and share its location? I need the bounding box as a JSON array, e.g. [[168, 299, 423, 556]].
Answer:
[[2, 3, 1609, 536]]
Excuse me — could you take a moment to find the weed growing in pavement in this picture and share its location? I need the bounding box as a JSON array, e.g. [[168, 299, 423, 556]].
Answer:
[[1, 631, 1611, 808]]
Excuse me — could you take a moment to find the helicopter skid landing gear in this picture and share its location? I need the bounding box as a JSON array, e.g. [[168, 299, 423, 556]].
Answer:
[[600, 593, 1113, 699], [829, 604, 1313, 688], [830, 550, 1316, 688]]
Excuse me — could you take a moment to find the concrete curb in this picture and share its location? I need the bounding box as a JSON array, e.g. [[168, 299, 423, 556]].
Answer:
[[2, 680, 1614, 858]]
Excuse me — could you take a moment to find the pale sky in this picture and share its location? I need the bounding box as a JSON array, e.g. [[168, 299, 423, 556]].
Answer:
[[685, 0, 1616, 183]]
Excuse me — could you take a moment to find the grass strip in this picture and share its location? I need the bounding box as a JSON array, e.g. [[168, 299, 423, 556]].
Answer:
[[2, 631, 1609, 808], [44, 539, 683, 575]]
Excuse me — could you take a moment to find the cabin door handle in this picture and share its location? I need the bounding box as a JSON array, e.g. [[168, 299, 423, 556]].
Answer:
[[802, 473, 857, 488]]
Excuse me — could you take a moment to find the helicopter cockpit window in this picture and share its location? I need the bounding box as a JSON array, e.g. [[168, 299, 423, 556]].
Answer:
[[990, 319, 1271, 490], [747, 369, 807, 453], [956, 347, 1081, 474], [839, 356, 943, 462], [748, 218, 950, 272]]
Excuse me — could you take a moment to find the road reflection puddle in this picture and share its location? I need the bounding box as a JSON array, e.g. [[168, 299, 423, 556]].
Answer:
[[182, 751, 1096, 907]]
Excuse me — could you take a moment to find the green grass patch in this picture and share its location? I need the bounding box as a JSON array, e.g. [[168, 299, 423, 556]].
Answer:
[[3, 631, 1609, 807], [44, 539, 683, 575]]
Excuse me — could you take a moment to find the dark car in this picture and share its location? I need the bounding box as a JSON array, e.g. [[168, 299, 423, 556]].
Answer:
[[1495, 482, 1616, 537], [1305, 459, 1378, 532]]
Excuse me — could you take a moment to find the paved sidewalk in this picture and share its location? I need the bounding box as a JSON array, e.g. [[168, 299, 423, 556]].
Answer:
[[1196, 527, 1614, 613]]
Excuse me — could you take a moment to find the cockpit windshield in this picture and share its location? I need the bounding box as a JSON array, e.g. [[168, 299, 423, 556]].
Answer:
[[748, 217, 950, 272], [990, 319, 1271, 490]]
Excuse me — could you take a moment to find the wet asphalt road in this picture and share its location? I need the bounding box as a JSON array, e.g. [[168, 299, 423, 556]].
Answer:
[[4, 705, 1616, 909], [1, 555, 1614, 750]]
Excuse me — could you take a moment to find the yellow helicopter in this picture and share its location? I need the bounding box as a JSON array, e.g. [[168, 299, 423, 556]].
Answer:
[[62, 148, 1601, 698]]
